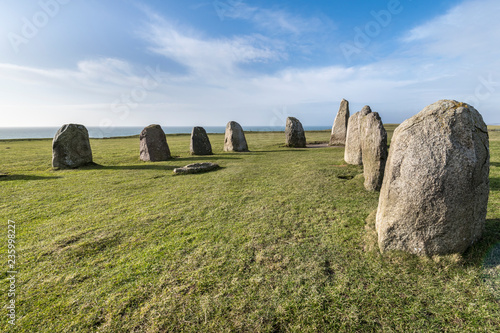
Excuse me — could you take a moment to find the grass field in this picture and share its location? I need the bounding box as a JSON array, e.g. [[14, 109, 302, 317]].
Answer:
[[1, 128, 499, 332]]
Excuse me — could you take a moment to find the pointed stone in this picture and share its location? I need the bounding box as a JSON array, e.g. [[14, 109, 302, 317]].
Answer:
[[190, 127, 213, 155], [52, 124, 93, 168], [139, 124, 172, 162], [224, 121, 249, 152], [361, 112, 388, 191], [344, 106, 372, 165], [329, 99, 350, 146], [285, 117, 306, 148], [376, 100, 489, 255]]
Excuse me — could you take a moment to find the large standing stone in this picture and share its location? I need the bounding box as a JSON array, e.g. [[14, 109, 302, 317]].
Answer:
[[361, 112, 388, 191], [329, 99, 350, 146], [344, 106, 372, 165], [376, 100, 489, 255], [224, 121, 249, 152], [140, 124, 171, 162], [190, 127, 213, 155], [285, 117, 306, 148], [52, 124, 93, 168]]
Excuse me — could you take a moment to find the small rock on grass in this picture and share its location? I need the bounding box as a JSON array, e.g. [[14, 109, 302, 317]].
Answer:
[[173, 162, 220, 175]]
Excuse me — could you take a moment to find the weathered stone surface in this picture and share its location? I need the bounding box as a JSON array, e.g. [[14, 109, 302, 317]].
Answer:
[[140, 124, 171, 162], [361, 112, 388, 191], [224, 121, 249, 152], [376, 100, 489, 255], [344, 106, 372, 165], [190, 127, 213, 155], [52, 124, 93, 168], [285, 117, 306, 148], [173, 162, 219, 174], [329, 99, 350, 146]]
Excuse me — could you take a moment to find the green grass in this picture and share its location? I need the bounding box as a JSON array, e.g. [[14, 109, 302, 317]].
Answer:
[[1, 129, 499, 332]]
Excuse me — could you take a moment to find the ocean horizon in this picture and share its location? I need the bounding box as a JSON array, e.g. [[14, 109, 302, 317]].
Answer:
[[0, 126, 331, 140]]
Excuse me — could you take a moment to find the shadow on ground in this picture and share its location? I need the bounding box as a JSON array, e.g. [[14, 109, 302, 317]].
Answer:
[[0, 174, 62, 181], [254, 149, 308, 153], [93, 165, 178, 171], [173, 156, 241, 162], [490, 178, 500, 191], [463, 219, 500, 267], [480, 220, 500, 300]]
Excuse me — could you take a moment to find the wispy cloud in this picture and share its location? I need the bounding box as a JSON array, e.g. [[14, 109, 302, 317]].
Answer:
[[403, 0, 500, 60], [138, 8, 285, 77], [1, 0, 499, 127], [217, 2, 332, 35]]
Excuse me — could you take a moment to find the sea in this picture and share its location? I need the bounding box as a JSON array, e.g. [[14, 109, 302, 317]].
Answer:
[[0, 126, 331, 140]]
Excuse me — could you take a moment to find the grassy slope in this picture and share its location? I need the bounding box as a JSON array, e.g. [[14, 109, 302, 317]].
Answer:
[[0, 129, 499, 332]]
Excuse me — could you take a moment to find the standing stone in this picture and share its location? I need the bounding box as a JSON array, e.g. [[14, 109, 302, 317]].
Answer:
[[344, 106, 372, 165], [224, 121, 249, 152], [376, 100, 489, 255], [190, 127, 213, 155], [361, 112, 388, 191], [285, 117, 306, 148], [140, 124, 171, 162], [52, 124, 93, 168], [329, 99, 350, 146]]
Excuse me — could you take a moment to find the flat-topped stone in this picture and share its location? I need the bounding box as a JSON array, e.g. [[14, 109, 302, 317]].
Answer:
[[52, 124, 93, 168], [140, 124, 172, 162]]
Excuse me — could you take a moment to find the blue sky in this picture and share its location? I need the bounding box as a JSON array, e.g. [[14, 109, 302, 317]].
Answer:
[[1, 0, 499, 129]]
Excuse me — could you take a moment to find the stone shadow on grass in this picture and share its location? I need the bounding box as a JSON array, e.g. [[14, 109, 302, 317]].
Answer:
[[0, 174, 62, 181], [479, 219, 500, 300], [251, 149, 308, 153], [489, 162, 500, 168], [173, 156, 241, 162], [99, 165, 178, 171], [365, 213, 500, 272], [462, 219, 500, 267], [490, 177, 500, 191], [80, 164, 178, 171]]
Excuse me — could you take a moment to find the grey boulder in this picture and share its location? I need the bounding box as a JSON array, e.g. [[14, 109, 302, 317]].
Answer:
[[285, 117, 306, 148], [224, 121, 249, 152], [140, 124, 172, 161], [190, 127, 213, 155], [329, 99, 350, 146], [345, 106, 372, 165], [52, 124, 93, 168], [173, 162, 219, 175], [361, 112, 388, 191], [376, 100, 489, 255]]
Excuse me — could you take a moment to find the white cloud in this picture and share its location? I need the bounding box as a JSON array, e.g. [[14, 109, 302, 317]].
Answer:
[[403, 0, 500, 60], [1, 0, 499, 127], [140, 10, 285, 77], [396, 0, 500, 121]]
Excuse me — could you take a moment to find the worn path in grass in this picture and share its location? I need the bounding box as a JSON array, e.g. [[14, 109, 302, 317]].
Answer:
[[0, 129, 499, 332]]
